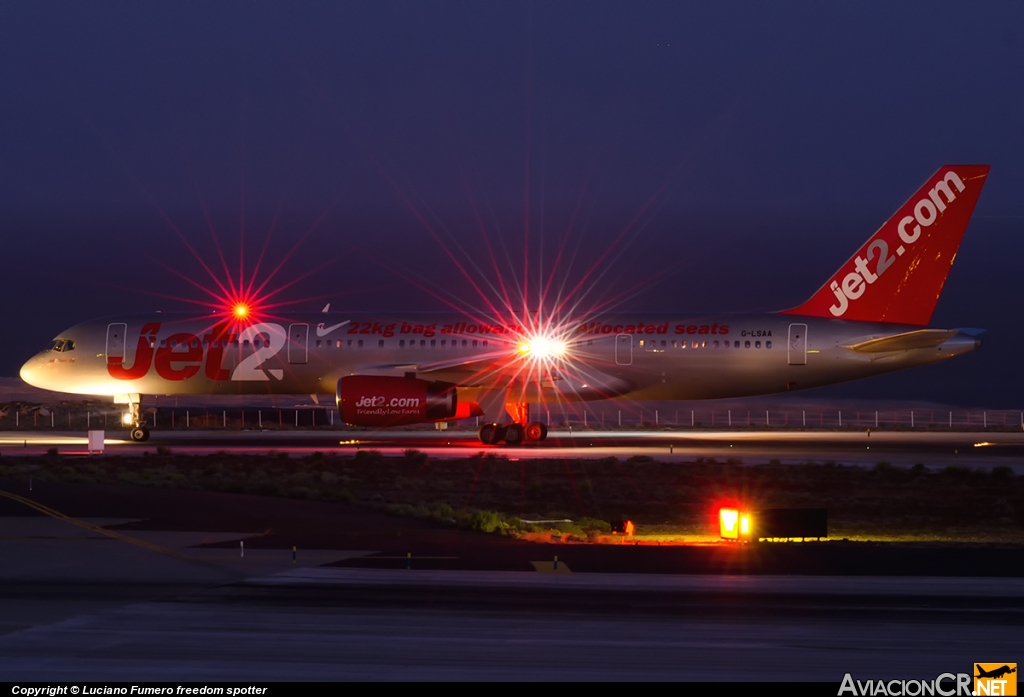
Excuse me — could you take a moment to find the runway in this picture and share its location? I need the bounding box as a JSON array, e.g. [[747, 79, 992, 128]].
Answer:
[[4, 427, 1024, 470], [2, 529, 1020, 681], [3, 570, 1021, 681]]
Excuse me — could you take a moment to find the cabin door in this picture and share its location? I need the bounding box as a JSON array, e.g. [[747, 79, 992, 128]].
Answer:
[[615, 334, 633, 366], [288, 323, 309, 364], [788, 323, 807, 365], [106, 323, 127, 366]]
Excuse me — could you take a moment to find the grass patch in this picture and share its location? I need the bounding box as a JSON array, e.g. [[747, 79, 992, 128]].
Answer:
[[0, 453, 1020, 543]]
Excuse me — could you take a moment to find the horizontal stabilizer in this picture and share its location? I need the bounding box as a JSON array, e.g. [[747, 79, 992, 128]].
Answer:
[[842, 329, 958, 353]]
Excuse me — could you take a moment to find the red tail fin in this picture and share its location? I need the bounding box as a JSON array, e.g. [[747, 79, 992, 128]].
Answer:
[[782, 165, 990, 325]]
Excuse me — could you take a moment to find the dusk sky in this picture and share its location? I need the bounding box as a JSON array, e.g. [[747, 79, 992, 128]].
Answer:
[[2, 2, 1023, 406]]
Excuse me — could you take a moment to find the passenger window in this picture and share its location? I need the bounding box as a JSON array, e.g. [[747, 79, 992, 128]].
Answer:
[[766, 340, 772, 349], [336, 340, 342, 348], [701, 341, 706, 349], [441, 340, 446, 347], [421, 340, 427, 347], [471, 340, 477, 348], [357, 340, 363, 348], [735, 341, 740, 348], [756, 341, 761, 348], [431, 340, 436, 347], [243, 340, 250, 347], [399, 340, 405, 348], [378, 339, 384, 348], [745, 341, 750, 348], [691, 340, 698, 349], [462, 340, 467, 347], [191, 339, 198, 348], [713, 341, 719, 348], [661, 341, 666, 348], [639, 340, 645, 347], [481, 340, 486, 347], [315, 340, 321, 348]]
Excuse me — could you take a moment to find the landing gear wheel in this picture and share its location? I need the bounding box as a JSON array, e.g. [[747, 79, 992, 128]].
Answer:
[[478, 423, 502, 445], [524, 421, 546, 442], [130, 426, 150, 442], [503, 423, 525, 446]]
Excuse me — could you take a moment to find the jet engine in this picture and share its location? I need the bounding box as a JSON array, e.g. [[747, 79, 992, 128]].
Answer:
[[337, 375, 472, 427]]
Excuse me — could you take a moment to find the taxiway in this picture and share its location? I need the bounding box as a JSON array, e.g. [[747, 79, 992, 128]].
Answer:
[[3, 428, 1023, 470]]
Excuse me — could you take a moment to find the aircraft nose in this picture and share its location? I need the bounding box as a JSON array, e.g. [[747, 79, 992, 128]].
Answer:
[[19, 355, 44, 388]]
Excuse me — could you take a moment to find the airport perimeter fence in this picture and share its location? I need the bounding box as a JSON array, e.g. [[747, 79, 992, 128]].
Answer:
[[1, 403, 1023, 432], [548, 407, 1024, 431]]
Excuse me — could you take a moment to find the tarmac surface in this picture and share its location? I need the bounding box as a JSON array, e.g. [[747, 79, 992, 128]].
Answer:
[[0, 481, 1021, 680], [4, 428, 1024, 470]]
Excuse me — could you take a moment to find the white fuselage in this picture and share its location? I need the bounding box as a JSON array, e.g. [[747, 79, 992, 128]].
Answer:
[[19, 312, 980, 403]]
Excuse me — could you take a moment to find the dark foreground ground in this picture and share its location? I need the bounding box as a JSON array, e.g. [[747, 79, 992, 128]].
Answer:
[[1, 479, 1021, 680], [1, 478, 1022, 575]]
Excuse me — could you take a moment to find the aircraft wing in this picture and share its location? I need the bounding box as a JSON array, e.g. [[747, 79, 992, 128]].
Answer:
[[360, 350, 512, 381], [359, 350, 633, 398]]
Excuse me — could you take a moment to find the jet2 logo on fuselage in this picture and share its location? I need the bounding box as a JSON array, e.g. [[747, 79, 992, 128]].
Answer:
[[107, 322, 289, 383], [829, 170, 966, 317]]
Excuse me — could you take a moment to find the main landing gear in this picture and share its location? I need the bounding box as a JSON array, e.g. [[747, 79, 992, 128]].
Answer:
[[477, 402, 548, 445], [477, 421, 548, 445]]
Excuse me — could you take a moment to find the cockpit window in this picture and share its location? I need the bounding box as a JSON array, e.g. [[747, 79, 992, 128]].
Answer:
[[47, 339, 76, 352]]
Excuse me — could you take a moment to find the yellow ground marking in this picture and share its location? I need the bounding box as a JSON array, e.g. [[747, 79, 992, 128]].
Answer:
[[0, 488, 195, 562]]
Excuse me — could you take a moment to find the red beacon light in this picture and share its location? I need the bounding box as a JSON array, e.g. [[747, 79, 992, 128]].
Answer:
[[719, 507, 752, 542]]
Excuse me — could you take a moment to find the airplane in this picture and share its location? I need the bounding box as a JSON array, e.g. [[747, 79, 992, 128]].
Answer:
[[975, 666, 1016, 680], [19, 165, 989, 445]]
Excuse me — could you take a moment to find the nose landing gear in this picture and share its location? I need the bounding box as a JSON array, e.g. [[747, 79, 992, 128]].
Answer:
[[117, 394, 150, 442]]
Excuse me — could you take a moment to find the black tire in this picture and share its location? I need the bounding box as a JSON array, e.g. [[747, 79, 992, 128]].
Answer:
[[539, 422, 548, 441], [478, 423, 501, 445], [130, 427, 150, 442], [503, 423, 525, 446], [524, 421, 545, 441]]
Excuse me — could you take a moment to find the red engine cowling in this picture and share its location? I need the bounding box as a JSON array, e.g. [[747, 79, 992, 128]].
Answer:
[[337, 376, 458, 427]]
